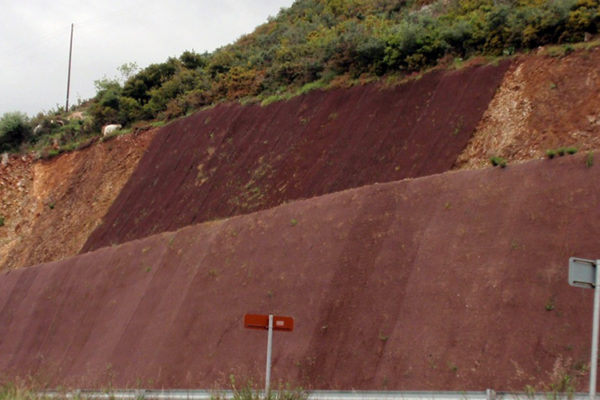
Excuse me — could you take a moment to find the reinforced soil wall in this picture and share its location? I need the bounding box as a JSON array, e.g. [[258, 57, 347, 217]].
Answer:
[[1, 153, 598, 391], [82, 61, 510, 252]]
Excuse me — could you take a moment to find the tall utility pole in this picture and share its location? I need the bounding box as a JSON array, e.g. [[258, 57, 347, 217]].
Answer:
[[66, 23, 74, 112]]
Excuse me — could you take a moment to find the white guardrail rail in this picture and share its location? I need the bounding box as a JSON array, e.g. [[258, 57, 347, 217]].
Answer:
[[39, 389, 588, 400]]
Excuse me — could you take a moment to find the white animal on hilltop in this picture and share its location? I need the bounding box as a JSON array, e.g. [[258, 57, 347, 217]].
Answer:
[[102, 124, 122, 136]]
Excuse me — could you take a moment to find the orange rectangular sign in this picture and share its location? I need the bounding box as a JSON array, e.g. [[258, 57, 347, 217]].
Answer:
[[244, 314, 294, 331]]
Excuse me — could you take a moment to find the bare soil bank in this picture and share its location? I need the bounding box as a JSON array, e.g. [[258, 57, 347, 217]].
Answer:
[[1, 153, 598, 391], [0, 130, 156, 271], [81, 61, 510, 252], [458, 46, 600, 168]]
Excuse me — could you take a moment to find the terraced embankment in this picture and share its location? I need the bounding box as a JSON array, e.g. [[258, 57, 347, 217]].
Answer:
[[1, 153, 597, 390], [81, 61, 510, 252], [0, 130, 156, 271]]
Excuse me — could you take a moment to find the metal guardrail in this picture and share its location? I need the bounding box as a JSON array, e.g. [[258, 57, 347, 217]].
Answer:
[[39, 389, 587, 400]]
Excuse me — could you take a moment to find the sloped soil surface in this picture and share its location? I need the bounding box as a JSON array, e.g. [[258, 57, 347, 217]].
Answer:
[[457, 46, 600, 169], [81, 61, 510, 253], [0, 130, 156, 271], [1, 153, 598, 391]]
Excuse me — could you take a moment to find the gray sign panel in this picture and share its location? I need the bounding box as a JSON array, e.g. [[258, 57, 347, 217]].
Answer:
[[569, 257, 597, 289]]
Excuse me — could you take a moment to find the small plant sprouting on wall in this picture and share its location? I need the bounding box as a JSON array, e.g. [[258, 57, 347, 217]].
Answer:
[[490, 156, 507, 168], [447, 361, 458, 373], [378, 331, 389, 342], [0, 216, 4, 227], [547, 147, 578, 159], [586, 152, 594, 168], [290, 218, 298, 226], [545, 297, 555, 311], [566, 147, 578, 155]]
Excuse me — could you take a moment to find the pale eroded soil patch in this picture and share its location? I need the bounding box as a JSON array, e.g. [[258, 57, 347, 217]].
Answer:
[[456, 46, 600, 169], [0, 130, 156, 271]]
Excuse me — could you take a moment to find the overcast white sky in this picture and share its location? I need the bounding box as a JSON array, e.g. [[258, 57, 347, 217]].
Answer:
[[0, 0, 296, 117]]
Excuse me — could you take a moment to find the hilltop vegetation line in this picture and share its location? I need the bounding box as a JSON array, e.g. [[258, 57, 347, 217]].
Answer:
[[1, 0, 599, 156]]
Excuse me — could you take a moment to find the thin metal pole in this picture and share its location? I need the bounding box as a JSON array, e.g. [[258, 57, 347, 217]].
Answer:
[[266, 314, 273, 396], [590, 260, 600, 400], [66, 23, 74, 112]]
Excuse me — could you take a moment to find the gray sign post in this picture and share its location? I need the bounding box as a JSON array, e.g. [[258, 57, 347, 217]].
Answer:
[[569, 257, 600, 400]]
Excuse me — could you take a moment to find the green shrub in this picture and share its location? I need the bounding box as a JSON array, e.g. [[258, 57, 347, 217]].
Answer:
[[0, 216, 4, 227], [0, 112, 31, 152], [546, 149, 557, 159], [566, 146, 578, 154], [490, 156, 507, 168]]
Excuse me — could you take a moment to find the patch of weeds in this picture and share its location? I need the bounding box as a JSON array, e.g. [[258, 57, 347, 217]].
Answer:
[[208, 269, 218, 278], [524, 384, 536, 398], [562, 44, 575, 55], [48, 201, 56, 210], [297, 80, 326, 95], [547, 147, 577, 158], [586, 152, 594, 168], [0, 216, 4, 227], [573, 359, 589, 374], [444, 202, 451, 210], [0, 382, 39, 400], [290, 218, 298, 226], [490, 156, 507, 168], [150, 120, 166, 128], [260, 92, 292, 107], [548, 373, 575, 397], [327, 112, 338, 121], [549, 82, 557, 90], [45, 149, 61, 159], [145, 266, 152, 273], [545, 297, 555, 311], [545, 44, 574, 58]]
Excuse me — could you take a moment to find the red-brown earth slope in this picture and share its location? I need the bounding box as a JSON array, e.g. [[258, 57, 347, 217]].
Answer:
[[81, 61, 510, 252], [1, 153, 598, 391]]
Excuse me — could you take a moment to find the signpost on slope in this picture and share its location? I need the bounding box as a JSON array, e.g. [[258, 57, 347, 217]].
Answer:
[[569, 257, 600, 400], [244, 313, 294, 395]]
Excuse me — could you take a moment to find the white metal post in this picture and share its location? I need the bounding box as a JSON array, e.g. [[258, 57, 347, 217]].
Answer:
[[265, 314, 273, 397], [591, 261, 600, 400], [66, 23, 74, 112]]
